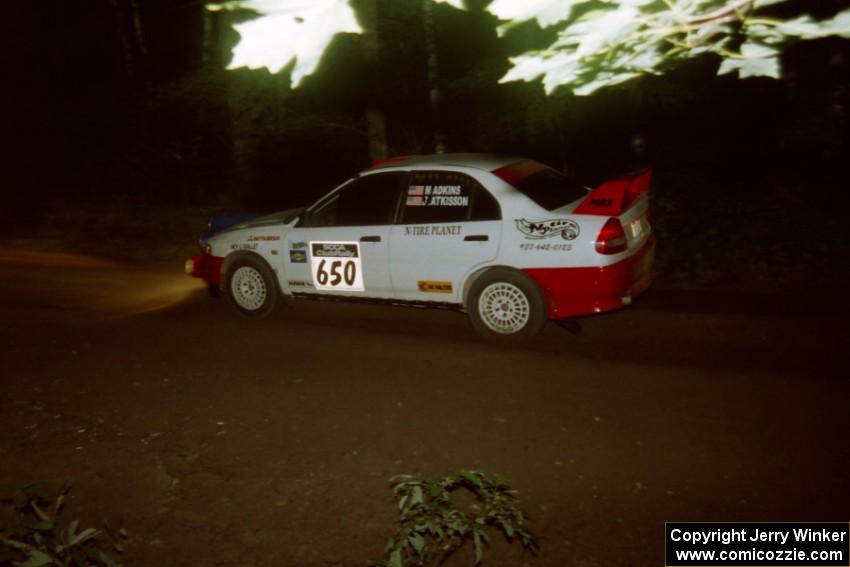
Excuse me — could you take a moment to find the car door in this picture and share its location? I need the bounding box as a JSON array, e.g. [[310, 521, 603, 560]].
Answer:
[[282, 171, 406, 298], [389, 170, 502, 302]]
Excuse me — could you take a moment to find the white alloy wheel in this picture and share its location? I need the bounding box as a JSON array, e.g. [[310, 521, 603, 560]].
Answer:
[[467, 268, 546, 341], [230, 265, 268, 311], [477, 282, 532, 334]]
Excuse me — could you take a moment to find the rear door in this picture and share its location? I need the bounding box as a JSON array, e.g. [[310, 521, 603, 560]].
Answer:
[[282, 172, 406, 298], [388, 170, 502, 302]]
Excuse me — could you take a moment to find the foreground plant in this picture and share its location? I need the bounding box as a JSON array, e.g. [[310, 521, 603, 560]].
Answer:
[[372, 470, 538, 567], [0, 484, 124, 567]]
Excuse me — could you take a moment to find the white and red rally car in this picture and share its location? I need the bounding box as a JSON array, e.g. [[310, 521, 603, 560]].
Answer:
[[186, 154, 654, 341]]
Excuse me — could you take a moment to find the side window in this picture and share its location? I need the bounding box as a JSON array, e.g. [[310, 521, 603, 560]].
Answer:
[[469, 185, 501, 221], [309, 172, 405, 227], [401, 171, 501, 224], [306, 192, 340, 227]]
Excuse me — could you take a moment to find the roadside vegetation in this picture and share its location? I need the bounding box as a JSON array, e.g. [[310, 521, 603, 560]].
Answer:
[[0, 484, 126, 567], [373, 470, 537, 567]]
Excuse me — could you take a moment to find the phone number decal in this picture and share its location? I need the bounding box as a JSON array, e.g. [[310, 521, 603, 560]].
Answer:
[[310, 242, 364, 292]]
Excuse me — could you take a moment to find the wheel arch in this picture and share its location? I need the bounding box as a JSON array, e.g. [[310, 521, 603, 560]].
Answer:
[[461, 264, 550, 313], [221, 251, 282, 295]]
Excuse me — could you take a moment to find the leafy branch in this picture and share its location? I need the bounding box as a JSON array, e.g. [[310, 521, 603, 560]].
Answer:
[[210, 0, 850, 95], [371, 470, 538, 567]]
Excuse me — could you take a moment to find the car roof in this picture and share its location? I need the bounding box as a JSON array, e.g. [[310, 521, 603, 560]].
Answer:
[[365, 153, 525, 173]]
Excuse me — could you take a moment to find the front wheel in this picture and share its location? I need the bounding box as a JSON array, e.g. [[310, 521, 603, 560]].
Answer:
[[467, 268, 547, 342], [224, 255, 279, 318]]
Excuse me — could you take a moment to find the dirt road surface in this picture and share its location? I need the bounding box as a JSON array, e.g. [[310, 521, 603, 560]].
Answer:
[[2, 247, 848, 566]]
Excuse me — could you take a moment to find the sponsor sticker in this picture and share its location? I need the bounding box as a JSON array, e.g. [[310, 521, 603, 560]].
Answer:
[[230, 243, 258, 251], [309, 241, 364, 292], [247, 235, 280, 242], [404, 225, 462, 236], [289, 249, 308, 263], [520, 243, 573, 252], [516, 218, 580, 240], [417, 281, 453, 294], [311, 242, 358, 258], [406, 185, 470, 207]]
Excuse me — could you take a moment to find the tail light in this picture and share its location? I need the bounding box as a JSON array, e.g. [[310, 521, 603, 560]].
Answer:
[[595, 218, 627, 255]]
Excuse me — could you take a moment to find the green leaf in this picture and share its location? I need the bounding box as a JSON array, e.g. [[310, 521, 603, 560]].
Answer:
[[30, 502, 50, 522], [388, 548, 403, 567], [813, 8, 850, 38], [473, 531, 483, 564], [488, 0, 583, 28], [21, 484, 46, 501], [68, 528, 100, 548], [227, 0, 363, 85], [97, 550, 121, 567], [409, 486, 424, 507], [15, 550, 54, 567], [718, 53, 780, 79], [502, 521, 514, 538], [753, 0, 790, 8], [458, 470, 483, 488], [407, 532, 425, 556]]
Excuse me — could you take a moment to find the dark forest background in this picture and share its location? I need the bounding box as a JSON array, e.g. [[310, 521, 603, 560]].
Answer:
[[4, 0, 849, 289]]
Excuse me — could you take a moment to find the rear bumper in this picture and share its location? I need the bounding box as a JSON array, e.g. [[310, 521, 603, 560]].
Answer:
[[523, 235, 655, 319], [185, 254, 224, 287]]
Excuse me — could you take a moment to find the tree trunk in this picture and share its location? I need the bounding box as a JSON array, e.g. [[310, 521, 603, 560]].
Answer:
[[423, 0, 445, 154], [201, 1, 217, 69], [361, 0, 388, 161], [108, 0, 135, 82], [127, 0, 149, 88]]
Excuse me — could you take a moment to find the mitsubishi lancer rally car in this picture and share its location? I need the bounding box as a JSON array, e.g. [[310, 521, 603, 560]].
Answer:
[[185, 154, 654, 341]]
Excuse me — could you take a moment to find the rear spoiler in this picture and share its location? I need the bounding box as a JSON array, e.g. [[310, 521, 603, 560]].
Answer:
[[573, 169, 652, 216]]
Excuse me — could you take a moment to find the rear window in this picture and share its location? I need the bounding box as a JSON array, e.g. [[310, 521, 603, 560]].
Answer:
[[496, 163, 588, 211]]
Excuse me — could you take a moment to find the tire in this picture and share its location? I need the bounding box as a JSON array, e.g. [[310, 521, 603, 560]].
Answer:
[[467, 268, 547, 341], [224, 255, 279, 318]]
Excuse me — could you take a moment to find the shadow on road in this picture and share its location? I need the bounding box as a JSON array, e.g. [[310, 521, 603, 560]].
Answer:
[[167, 284, 849, 378]]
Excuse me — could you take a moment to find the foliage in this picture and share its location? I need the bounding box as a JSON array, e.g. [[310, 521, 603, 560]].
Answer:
[[0, 484, 125, 567], [371, 470, 538, 567], [210, 0, 363, 85], [210, 0, 850, 95], [497, 0, 850, 94]]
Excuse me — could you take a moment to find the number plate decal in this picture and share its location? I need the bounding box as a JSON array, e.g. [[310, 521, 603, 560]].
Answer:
[[309, 241, 365, 292]]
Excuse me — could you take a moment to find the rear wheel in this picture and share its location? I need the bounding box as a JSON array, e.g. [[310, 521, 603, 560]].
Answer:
[[467, 268, 547, 341], [224, 255, 278, 318]]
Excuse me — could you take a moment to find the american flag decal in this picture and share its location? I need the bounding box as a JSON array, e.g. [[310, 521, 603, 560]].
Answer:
[[408, 185, 425, 196], [406, 195, 426, 206]]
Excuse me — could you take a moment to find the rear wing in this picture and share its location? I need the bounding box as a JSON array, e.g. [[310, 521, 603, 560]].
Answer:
[[573, 169, 652, 216]]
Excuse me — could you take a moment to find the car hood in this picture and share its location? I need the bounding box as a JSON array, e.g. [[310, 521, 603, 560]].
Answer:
[[225, 207, 305, 232]]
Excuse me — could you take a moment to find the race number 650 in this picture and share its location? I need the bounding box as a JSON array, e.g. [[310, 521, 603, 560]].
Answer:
[[309, 242, 365, 292]]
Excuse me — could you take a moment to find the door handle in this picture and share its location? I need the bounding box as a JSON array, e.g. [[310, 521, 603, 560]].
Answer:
[[464, 235, 489, 242], [360, 235, 381, 242]]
